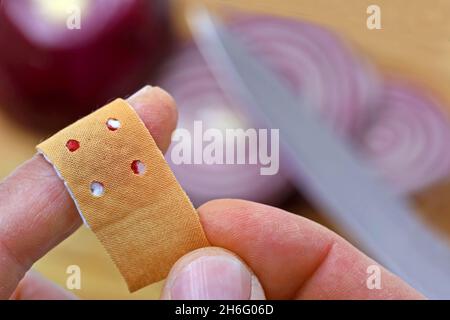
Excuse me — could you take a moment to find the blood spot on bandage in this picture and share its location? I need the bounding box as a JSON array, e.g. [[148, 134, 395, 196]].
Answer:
[[106, 118, 121, 131], [131, 160, 146, 175], [66, 139, 80, 152], [90, 181, 105, 197]]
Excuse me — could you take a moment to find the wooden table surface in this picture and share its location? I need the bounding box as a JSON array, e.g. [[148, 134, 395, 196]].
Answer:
[[1, 0, 450, 299]]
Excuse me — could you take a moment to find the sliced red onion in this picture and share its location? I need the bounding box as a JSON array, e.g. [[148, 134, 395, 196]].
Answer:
[[157, 15, 381, 205], [228, 15, 381, 137], [159, 44, 292, 206], [359, 81, 450, 194]]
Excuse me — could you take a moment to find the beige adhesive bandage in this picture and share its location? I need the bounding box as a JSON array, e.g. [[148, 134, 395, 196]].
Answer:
[[37, 98, 210, 292]]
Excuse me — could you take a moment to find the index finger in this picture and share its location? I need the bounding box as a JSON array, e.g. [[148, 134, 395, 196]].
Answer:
[[0, 86, 177, 298], [198, 199, 424, 299]]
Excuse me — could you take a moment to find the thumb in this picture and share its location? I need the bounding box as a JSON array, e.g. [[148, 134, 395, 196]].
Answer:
[[161, 247, 266, 300]]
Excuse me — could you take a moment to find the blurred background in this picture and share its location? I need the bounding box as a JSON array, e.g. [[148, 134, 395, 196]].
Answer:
[[1, 0, 450, 298]]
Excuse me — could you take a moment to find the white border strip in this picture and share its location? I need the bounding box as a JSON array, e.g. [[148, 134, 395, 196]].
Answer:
[[37, 150, 91, 228]]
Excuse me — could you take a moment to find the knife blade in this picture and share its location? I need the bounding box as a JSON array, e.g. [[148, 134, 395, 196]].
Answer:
[[187, 7, 450, 298]]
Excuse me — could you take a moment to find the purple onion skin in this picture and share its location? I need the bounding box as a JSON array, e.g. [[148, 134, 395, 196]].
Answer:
[[0, 0, 171, 131]]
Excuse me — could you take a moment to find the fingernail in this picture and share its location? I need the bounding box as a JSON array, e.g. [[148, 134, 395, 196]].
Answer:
[[129, 85, 152, 99], [170, 255, 252, 300]]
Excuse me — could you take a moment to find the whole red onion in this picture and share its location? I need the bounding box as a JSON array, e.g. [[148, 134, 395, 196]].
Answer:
[[0, 0, 171, 131]]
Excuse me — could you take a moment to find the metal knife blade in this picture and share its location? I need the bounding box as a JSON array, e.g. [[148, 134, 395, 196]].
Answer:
[[187, 7, 450, 298]]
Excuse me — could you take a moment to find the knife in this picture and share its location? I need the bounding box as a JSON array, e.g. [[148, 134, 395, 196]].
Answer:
[[187, 7, 450, 298]]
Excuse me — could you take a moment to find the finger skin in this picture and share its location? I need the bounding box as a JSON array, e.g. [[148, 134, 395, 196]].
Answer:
[[160, 247, 266, 300], [0, 86, 177, 299], [10, 270, 77, 300], [198, 199, 425, 300]]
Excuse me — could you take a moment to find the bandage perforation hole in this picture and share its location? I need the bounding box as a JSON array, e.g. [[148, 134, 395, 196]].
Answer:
[[106, 118, 121, 131], [90, 181, 105, 197], [131, 160, 146, 176], [66, 139, 80, 152]]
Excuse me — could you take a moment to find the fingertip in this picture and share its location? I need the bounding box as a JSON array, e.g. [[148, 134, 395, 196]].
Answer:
[[127, 85, 178, 153], [10, 270, 78, 300], [161, 247, 265, 300]]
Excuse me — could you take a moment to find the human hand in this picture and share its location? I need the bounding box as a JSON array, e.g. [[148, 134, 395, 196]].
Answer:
[[160, 199, 425, 300], [0, 86, 424, 299], [0, 86, 177, 299]]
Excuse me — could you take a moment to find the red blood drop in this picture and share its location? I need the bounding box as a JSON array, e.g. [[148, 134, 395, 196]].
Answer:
[[66, 139, 80, 152], [131, 160, 141, 175], [106, 118, 120, 131]]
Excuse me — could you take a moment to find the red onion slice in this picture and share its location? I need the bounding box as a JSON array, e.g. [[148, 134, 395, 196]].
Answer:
[[228, 15, 381, 137], [159, 44, 292, 206], [359, 81, 450, 194], [158, 15, 381, 205]]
